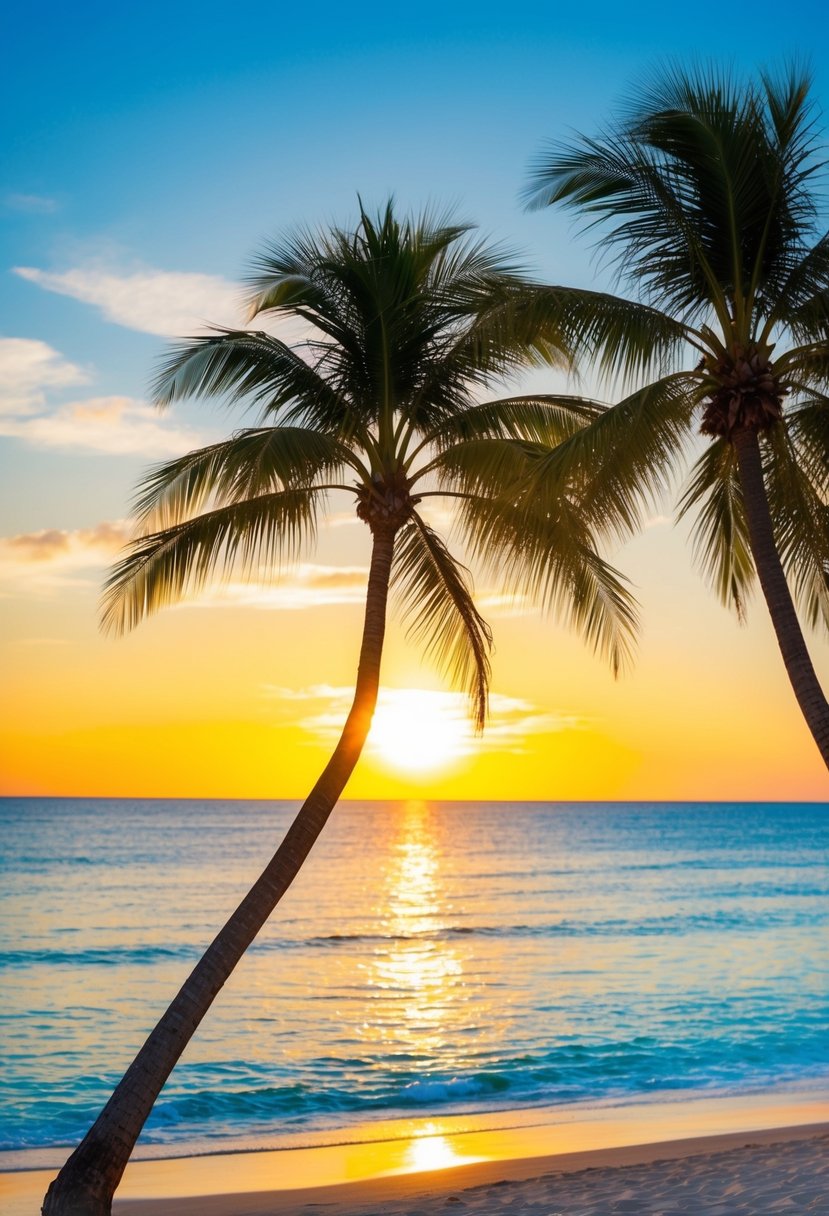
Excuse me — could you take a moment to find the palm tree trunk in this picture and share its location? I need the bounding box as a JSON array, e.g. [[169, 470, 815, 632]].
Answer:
[[733, 427, 829, 768], [42, 524, 399, 1216]]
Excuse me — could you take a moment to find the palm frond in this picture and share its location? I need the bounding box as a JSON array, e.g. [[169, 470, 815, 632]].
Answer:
[[422, 435, 547, 502], [526, 65, 825, 330], [762, 236, 829, 335], [784, 396, 829, 494], [525, 126, 734, 323], [153, 329, 331, 410], [764, 423, 829, 633], [102, 488, 325, 635], [392, 513, 492, 729], [526, 376, 699, 543], [455, 494, 639, 677], [527, 287, 694, 384], [133, 428, 360, 529], [402, 282, 578, 433], [782, 277, 829, 346], [678, 440, 754, 617], [417, 394, 600, 455]]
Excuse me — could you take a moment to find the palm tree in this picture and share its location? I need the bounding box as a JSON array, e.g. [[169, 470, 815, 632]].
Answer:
[[43, 202, 637, 1215], [523, 65, 829, 767]]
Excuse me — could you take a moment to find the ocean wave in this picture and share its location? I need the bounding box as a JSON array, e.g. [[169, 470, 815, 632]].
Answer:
[[5, 1031, 829, 1152], [250, 906, 824, 952], [0, 944, 196, 969]]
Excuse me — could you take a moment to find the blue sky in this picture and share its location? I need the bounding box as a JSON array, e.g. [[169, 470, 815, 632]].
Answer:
[[2, 2, 828, 797]]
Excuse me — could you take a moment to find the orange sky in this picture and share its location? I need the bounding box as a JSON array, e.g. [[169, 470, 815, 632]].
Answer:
[[2, 485, 827, 801]]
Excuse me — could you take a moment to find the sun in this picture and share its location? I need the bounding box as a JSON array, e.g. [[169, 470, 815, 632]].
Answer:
[[367, 689, 471, 773]]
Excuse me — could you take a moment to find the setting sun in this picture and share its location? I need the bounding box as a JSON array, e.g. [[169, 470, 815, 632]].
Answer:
[[366, 690, 471, 773]]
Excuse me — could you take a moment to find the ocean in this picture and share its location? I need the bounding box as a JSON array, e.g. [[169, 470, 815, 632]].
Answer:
[[1, 798, 827, 1166]]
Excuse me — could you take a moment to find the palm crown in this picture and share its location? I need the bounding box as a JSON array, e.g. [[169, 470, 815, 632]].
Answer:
[[103, 202, 638, 723], [523, 66, 829, 763]]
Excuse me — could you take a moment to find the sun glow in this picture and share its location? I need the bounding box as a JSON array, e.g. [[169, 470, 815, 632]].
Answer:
[[405, 1123, 483, 1173], [367, 690, 470, 773]]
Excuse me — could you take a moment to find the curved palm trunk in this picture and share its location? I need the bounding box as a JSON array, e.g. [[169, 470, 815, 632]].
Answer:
[[733, 427, 829, 768], [43, 524, 398, 1216]]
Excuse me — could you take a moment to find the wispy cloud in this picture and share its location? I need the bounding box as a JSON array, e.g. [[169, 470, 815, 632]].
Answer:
[[262, 683, 581, 753], [0, 337, 211, 456], [13, 261, 309, 344], [0, 338, 89, 417], [0, 521, 128, 594], [14, 263, 243, 336], [0, 394, 209, 456], [182, 564, 369, 611], [183, 564, 532, 618], [0, 530, 367, 607], [4, 193, 59, 214]]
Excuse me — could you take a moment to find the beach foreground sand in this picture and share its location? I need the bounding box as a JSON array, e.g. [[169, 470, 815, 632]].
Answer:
[[115, 1127, 828, 1215], [2, 1114, 827, 1216]]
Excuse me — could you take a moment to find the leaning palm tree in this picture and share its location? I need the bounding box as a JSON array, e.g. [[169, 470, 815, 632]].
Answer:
[[523, 65, 829, 767], [43, 202, 637, 1215]]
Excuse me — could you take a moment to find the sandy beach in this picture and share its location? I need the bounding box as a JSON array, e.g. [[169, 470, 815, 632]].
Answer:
[[3, 1093, 827, 1216], [116, 1127, 828, 1216], [3, 1125, 826, 1216]]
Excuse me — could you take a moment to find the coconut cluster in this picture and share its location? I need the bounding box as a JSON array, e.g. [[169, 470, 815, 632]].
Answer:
[[699, 342, 788, 438], [355, 467, 421, 532]]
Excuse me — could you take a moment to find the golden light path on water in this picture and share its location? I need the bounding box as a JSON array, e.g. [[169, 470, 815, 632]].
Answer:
[[361, 801, 465, 1068], [365, 804, 488, 1175]]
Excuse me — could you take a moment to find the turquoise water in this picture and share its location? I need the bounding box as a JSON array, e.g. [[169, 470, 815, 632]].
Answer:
[[1, 799, 827, 1162]]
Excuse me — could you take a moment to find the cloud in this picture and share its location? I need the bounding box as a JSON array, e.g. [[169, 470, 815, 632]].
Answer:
[[183, 564, 370, 611], [485, 692, 582, 746], [0, 531, 366, 606], [0, 394, 209, 456], [180, 564, 531, 617], [0, 522, 129, 594], [262, 683, 581, 753], [4, 193, 58, 214], [13, 262, 310, 345], [476, 591, 531, 617], [0, 337, 212, 456], [13, 264, 244, 337], [0, 338, 89, 417]]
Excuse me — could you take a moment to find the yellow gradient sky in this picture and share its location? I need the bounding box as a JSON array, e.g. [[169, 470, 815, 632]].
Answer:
[[1, 485, 827, 799], [2, 7, 827, 801]]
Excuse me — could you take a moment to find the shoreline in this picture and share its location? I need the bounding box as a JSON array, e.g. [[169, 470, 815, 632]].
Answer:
[[6, 1078, 828, 1172], [3, 1088, 826, 1215]]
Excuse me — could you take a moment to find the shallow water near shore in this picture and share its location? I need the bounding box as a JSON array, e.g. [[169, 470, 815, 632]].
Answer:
[[1, 799, 827, 1165]]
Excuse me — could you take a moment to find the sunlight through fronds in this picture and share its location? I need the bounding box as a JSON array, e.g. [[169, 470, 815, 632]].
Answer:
[[456, 494, 639, 677], [417, 394, 600, 454], [392, 514, 492, 731]]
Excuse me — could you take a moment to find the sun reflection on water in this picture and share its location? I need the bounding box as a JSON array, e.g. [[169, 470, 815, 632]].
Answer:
[[362, 802, 464, 1061]]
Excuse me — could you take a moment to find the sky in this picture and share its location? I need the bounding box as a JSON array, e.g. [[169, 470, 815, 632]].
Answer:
[[1, 1, 828, 801]]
